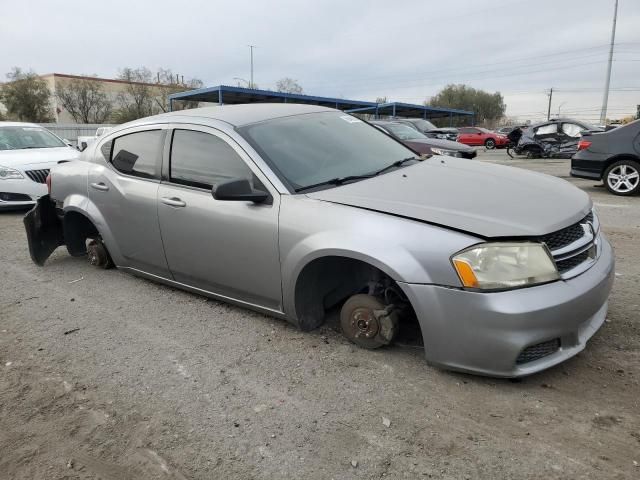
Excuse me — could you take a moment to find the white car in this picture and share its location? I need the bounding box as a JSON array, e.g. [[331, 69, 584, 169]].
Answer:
[[77, 126, 112, 151], [0, 122, 80, 209]]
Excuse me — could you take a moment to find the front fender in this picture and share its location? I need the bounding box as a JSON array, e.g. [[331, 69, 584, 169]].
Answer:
[[279, 196, 479, 318]]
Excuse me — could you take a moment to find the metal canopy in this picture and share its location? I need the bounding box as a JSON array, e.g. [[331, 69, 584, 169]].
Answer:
[[168, 85, 474, 123], [169, 85, 375, 111]]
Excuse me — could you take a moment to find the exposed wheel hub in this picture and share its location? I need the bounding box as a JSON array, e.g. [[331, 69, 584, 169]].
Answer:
[[340, 294, 399, 349], [352, 308, 379, 339]]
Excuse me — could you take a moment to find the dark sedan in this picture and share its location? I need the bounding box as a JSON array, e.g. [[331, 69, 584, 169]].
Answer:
[[394, 118, 459, 142], [571, 119, 640, 196], [370, 121, 477, 159]]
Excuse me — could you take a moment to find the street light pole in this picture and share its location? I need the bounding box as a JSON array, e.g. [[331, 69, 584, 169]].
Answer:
[[558, 102, 566, 117], [600, 0, 619, 125], [247, 45, 257, 88]]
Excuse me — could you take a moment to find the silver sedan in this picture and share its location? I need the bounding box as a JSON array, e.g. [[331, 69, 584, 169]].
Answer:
[[25, 104, 614, 377]]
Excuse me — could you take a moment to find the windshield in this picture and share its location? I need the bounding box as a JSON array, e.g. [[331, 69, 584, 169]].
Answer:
[[0, 126, 66, 151], [238, 112, 417, 192], [385, 123, 428, 141]]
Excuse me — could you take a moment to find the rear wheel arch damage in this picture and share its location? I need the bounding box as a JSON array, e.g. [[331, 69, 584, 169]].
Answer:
[[63, 211, 114, 268], [293, 256, 421, 348]]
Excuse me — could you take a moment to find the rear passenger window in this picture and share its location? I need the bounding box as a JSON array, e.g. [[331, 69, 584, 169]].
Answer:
[[561, 123, 583, 138], [111, 130, 163, 179], [170, 129, 252, 189]]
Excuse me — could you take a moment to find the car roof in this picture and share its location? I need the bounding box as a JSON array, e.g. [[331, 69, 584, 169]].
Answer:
[[126, 103, 336, 128]]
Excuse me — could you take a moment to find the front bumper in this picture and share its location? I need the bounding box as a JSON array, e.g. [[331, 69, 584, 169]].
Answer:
[[399, 234, 615, 377], [0, 177, 47, 209]]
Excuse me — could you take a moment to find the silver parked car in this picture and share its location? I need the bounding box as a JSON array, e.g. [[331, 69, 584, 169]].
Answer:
[[25, 104, 614, 377]]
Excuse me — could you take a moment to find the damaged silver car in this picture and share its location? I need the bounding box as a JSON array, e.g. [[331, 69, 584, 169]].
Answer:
[[25, 104, 615, 377]]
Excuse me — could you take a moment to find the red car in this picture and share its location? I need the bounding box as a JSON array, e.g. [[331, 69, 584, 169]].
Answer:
[[457, 127, 509, 149]]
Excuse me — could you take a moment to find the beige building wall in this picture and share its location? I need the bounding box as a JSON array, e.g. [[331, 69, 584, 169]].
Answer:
[[41, 73, 174, 124]]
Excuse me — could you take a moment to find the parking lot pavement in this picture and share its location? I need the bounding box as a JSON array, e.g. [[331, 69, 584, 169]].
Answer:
[[1, 154, 639, 479]]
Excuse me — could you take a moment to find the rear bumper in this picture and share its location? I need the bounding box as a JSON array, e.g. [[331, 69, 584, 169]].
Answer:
[[571, 151, 605, 180], [399, 234, 615, 377]]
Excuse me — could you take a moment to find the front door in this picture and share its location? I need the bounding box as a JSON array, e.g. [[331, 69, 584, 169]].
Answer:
[[157, 126, 282, 311], [89, 127, 170, 277]]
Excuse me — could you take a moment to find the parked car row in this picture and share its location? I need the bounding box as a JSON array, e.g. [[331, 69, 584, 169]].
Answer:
[[370, 121, 477, 159]]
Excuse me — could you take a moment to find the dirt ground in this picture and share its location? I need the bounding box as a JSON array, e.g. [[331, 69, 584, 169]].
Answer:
[[1, 152, 638, 479]]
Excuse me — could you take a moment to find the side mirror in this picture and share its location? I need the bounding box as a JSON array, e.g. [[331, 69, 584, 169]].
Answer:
[[213, 178, 269, 203]]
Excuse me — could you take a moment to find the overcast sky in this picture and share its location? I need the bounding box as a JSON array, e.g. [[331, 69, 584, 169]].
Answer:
[[2, 0, 639, 123]]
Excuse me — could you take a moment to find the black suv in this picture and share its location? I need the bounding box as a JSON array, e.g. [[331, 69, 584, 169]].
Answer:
[[571, 119, 640, 196], [515, 118, 603, 158]]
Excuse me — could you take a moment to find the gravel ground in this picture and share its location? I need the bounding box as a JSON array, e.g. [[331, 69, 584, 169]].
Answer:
[[1, 150, 639, 479]]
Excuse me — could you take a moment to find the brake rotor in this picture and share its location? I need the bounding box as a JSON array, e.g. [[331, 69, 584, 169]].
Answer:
[[340, 294, 398, 349]]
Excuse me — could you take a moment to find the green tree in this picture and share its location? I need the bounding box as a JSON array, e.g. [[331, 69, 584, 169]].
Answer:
[[275, 77, 303, 94], [55, 76, 113, 123], [428, 84, 505, 127], [0, 68, 54, 122]]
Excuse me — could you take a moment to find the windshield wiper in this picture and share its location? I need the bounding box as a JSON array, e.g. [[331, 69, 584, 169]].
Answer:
[[294, 156, 421, 193], [294, 174, 376, 193], [371, 156, 420, 176]]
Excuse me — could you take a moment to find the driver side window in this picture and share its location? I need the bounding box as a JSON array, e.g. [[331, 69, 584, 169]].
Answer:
[[169, 129, 252, 189]]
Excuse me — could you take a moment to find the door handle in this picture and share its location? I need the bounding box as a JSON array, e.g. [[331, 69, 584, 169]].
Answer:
[[90, 182, 109, 191], [161, 197, 186, 207]]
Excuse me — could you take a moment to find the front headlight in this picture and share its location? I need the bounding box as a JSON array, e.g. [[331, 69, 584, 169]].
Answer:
[[431, 147, 462, 158], [0, 166, 24, 180], [452, 242, 559, 290]]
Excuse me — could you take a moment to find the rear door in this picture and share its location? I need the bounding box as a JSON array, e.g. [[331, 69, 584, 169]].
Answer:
[[533, 123, 560, 147], [559, 122, 585, 155], [89, 127, 170, 277], [157, 125, 282, 311]]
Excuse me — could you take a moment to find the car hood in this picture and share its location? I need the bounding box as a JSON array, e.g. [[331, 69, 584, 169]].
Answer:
[[307, 157, 591, 238], [0, 147, 80, 167], [409, 138, 474, 152]]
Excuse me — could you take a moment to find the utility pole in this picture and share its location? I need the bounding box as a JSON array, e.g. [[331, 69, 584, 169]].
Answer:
[[600, 0, 619, 125], [547, 88, 553, 120], [248, 45, 257, 89]]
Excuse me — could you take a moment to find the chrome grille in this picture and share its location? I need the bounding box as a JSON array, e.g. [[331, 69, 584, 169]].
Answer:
[[556, 250, 591, 273], [541, 212, 597, 278], [25, 169, 50, 184]]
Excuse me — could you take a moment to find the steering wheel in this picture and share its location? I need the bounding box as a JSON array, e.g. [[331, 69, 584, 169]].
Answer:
[[0, 141, 13, 150]]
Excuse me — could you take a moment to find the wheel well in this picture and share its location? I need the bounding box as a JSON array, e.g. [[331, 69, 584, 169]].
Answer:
[[63, 211, 100, 256], [294, 256, 413, 332], [601, 155, 640, 175]]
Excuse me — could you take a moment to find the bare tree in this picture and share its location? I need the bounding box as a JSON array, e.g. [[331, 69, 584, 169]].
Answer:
[[0, 67, 53, 122], [55, 76, 112, 123], [113, 67, 204, 122], [153, 68, 203, 113], [113, 67, 157, 123], [275, 77, 303, 94]]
